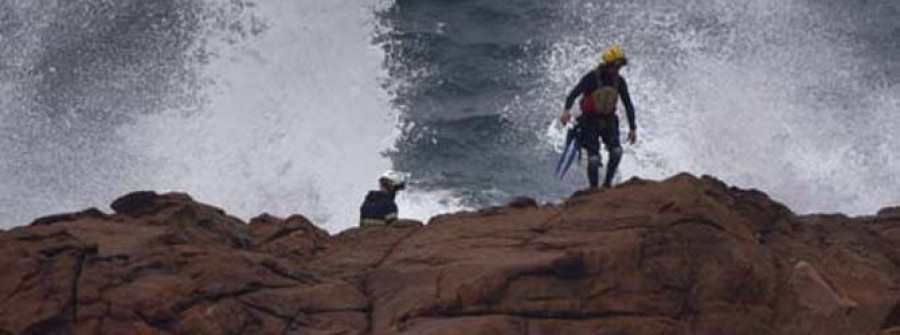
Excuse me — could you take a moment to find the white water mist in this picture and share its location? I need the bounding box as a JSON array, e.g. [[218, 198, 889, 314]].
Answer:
[[540, 0, 899, 215], [1, 0, 464, 230]]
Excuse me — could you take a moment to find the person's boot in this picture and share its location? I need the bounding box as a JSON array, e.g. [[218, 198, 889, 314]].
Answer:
[[587, 154, 601, 188], [603, 147, 623, 187]]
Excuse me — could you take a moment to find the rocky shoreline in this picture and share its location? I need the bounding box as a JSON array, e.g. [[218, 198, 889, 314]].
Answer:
[[1, 173, 898, 334]]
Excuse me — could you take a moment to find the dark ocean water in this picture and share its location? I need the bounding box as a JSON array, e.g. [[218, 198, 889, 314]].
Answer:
[[378, 0, 569, 205], [1, 0, 898, 230]]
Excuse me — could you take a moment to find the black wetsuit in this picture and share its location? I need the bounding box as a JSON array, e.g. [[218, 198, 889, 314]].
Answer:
[[359, 190, 398, 226], [564, 68, 637, 188]]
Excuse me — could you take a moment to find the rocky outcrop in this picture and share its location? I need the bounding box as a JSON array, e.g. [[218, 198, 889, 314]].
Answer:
[[0, 174, 897, 334]]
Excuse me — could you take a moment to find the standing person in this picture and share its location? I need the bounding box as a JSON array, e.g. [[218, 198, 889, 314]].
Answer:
[[559, 45, 638, 188], [359, 170, 408, 227]]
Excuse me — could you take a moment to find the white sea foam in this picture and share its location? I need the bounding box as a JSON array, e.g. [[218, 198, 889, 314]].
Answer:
[[120, 0, 465, 231]]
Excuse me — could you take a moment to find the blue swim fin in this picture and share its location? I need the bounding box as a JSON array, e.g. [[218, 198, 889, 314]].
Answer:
[[555, 128, 575, 175], [556, 127, 581, 180]]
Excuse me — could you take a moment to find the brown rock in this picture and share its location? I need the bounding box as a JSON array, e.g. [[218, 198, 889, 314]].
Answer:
[[0, 173, 897, 334], [249, 214, 329, 258], [879, 206, 900, 218], [790, 260, 857, 313], [506, 196, 538, 208], [30, 208, 107, 226]]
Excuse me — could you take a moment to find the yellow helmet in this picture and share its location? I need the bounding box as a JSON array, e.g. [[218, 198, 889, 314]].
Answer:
[[602, 45, 627, 66]]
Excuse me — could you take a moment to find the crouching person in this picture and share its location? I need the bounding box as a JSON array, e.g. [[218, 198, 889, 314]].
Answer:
[[359, 170, 408, 227]]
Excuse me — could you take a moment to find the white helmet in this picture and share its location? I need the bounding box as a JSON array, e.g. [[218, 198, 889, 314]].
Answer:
[[379, 170, 409, 188]]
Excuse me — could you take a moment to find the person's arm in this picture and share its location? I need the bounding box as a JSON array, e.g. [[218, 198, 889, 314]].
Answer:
[[619, 77, 636, 130], [564, 73, 590, 111], [385, 202, 399, 224], [619, 77, 637, 143], [560, 73, 590, 125]]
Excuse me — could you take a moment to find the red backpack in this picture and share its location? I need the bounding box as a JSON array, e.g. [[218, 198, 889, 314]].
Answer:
[[580, 71, 619, 116]]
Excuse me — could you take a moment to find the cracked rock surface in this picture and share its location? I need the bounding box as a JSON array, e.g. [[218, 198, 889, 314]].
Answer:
[[0, 174, 898, 334]]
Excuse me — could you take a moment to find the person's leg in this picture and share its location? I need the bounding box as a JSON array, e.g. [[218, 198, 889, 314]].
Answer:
[[599, 116, 622, 188], [578, 124, 602, 188]]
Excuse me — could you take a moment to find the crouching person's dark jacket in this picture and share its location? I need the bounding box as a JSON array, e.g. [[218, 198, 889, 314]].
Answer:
[[359, 191, 398, 227]]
